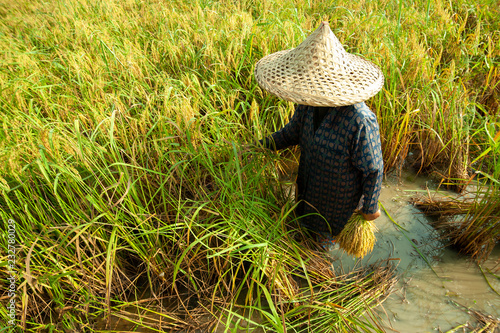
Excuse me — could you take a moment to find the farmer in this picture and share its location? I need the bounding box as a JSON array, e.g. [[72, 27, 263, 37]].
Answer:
[[254, 21, 384, 246]]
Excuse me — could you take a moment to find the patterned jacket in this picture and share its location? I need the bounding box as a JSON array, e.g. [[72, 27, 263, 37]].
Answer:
[[261, 102, 383, 235]]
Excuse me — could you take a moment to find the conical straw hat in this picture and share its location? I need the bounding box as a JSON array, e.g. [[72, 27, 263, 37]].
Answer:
[[254, 21, 384, 107]]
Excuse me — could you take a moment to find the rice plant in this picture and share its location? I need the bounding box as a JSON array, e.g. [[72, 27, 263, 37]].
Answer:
[[0, 119, 397, 330], [0, 0, 499, 330], [336, 213, 377, 259], [412, 115, 500, 261]]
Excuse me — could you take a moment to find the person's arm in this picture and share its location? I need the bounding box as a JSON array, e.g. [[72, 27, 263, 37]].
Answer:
[[259, 105, 305, 151], [351, 113, 384, 220]]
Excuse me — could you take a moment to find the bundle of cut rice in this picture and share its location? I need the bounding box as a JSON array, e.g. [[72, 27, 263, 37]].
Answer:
[[337, 212, 377, 258]]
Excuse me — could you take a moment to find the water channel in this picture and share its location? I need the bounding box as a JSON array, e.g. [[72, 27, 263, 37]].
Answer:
[[332, 171, 500, 333]]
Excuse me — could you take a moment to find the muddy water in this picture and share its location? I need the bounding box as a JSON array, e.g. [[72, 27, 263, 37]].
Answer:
[[328, 171, 500, 332]]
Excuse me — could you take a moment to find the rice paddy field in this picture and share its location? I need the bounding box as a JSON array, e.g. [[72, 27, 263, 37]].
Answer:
[[0, 0, 499, 332]]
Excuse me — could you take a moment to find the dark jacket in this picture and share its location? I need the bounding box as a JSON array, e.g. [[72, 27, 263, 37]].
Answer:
[[261, 102, 383, 235]]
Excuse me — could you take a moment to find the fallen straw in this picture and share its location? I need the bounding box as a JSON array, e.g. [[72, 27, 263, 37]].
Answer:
[[336, 212, 377, 258]]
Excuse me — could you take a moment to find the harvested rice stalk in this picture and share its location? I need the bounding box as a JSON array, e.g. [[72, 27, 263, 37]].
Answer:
[[263, 249, 300, 303], [337, 212, 377, 258]]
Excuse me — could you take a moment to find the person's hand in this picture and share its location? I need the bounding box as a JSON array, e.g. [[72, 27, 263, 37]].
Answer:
[[360, 210, 381, 221]]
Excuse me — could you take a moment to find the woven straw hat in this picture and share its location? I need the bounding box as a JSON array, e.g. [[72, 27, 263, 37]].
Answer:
[[254, 21, 384, 107]]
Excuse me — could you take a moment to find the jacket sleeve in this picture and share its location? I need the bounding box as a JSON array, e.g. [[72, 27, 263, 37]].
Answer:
[[351, 110, 384, 215], [259, 105, 305, 151]]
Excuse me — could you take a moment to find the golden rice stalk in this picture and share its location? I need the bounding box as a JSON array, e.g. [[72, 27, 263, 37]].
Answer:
[[337, 212, 377, 258], [263, 249, 299, 302]]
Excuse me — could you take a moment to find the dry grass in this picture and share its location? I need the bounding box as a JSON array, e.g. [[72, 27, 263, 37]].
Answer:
[[446, 300, 500, 333], [411, 190, 500, 262]]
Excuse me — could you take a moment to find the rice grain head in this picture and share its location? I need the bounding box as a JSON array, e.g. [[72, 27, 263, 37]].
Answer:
[[337, 212, 377, 258]]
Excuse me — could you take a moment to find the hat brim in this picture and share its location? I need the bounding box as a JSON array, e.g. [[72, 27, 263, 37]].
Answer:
[[255, 49, 384, 107]]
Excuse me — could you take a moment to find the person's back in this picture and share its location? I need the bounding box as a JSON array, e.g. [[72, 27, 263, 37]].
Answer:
[[253, 21, 384, 246]]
